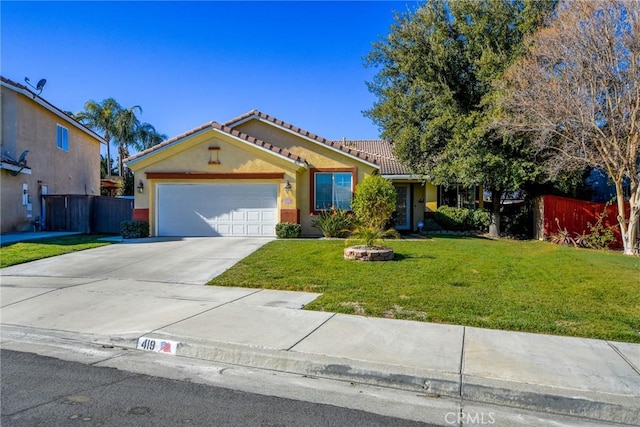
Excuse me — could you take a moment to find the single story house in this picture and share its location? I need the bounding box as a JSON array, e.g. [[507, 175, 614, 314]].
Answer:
[[124, 110, 480, 237]]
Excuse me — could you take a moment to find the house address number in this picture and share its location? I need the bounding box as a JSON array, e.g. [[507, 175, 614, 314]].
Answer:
[[136, 337, 179, 355]]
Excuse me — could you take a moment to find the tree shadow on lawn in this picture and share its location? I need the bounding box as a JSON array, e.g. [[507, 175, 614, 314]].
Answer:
[[391, 252, 436, 261], [423, 234, 491, 240]]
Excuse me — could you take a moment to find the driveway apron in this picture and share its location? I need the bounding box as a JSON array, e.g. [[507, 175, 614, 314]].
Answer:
[[0, 237, 273, 285]]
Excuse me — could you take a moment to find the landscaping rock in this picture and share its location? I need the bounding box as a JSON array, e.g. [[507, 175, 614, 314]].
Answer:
[[344, 246, 394, 261]]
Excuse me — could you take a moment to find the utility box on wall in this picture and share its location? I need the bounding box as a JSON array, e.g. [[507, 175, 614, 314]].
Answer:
[[22, 183, 28, 205]]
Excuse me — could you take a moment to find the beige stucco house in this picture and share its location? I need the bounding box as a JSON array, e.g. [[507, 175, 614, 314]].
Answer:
[[0, 76, 106, 233], [125, 110, 480, 237]]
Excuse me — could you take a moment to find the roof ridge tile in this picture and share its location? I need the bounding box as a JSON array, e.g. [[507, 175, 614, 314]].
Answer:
[[125, 121, 308, 166], [224, 110, 377, 165]]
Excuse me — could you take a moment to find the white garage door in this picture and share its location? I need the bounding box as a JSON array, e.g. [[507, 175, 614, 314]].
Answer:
[[157, 183, 277, 237]]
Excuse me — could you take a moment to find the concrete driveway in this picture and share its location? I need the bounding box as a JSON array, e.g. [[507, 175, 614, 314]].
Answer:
[[0, 237, 273, 285]]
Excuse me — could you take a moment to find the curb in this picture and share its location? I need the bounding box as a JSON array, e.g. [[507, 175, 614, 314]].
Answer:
[[3, 325, 638, 425], [112, 331, 639, 426]]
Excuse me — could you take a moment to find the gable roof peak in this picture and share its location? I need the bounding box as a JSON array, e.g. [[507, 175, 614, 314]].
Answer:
[[124, 120, 308, 167], [223, 110, 378, 167]]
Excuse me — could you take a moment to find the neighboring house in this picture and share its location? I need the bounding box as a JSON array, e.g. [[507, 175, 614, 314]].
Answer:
[[0, 76, 106, 233], [125, 110, 480, 237], [585, 168, 632, 204]]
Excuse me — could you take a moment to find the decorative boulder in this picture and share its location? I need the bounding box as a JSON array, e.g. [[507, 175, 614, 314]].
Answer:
[[344, 245, 394, 261]]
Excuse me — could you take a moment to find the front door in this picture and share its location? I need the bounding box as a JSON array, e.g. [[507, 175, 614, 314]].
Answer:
[[394, 184, 411, 230]]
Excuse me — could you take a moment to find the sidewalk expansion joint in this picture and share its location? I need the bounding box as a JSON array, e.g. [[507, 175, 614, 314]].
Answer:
[[458, 326, 466, 398], [608, 340, 640, 376], [0, 277, 107, 308], [142, 288, 264, 336], [286, 313, 337, 351]]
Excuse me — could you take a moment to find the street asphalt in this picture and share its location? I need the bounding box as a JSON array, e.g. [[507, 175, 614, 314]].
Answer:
[[1, 235, 638, 426]]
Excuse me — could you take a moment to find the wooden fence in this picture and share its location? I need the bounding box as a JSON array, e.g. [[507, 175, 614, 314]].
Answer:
[[92, 197, 134, 233], [533, 195, 630, 248], [43, 195, 133, 234]]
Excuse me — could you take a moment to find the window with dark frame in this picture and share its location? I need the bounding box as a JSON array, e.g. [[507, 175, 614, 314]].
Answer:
[[314, 171, 353, 210]]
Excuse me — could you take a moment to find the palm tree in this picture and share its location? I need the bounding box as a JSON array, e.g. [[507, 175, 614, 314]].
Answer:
[[77, 99, 167, 179], [75, 98, 122, 177], [135, 122, 167, 151], [113, 106, 142, 176]]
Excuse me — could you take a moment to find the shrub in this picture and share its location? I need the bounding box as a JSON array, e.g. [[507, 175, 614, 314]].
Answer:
[[580, 222, 616, 250], [434, 206, 469, 231], [311, 207, 356, 238], [351, 175, 397, 229], [423, 218, 443, 231], [578, 205, 617, 250], [434, 206, 490, 232], [120, 220, 149, 239], [468, 209, 491, 232], [275, 222, 301, 239]]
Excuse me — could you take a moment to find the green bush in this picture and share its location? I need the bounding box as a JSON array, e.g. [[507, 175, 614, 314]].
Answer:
[[577, 205, 617, 250], [120, 220, 150, 239], [275, 222, 301, 239], [434, 206, 469, 231], [434, 206, 490, 232], [423, 217, 443, 231], [351, 175, 397, 229], [311, 207, 356, 238], [468, 209, 491, 232]]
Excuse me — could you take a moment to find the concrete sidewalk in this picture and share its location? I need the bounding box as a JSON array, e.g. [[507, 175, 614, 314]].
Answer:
[[0, 275, 638, 426]]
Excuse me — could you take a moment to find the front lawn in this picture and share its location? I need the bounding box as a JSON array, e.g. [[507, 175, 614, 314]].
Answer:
[[208, 238, 640, 343], [0, 234, 112, 268]]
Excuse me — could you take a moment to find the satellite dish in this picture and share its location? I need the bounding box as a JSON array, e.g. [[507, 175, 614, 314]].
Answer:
[[24, 76, 47, 98]]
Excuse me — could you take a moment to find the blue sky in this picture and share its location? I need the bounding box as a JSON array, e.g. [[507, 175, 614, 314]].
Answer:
[[2, 1, 417, 152]]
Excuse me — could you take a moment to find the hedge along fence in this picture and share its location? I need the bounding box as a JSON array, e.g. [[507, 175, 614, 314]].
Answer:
[[533, 195, 630, 249]]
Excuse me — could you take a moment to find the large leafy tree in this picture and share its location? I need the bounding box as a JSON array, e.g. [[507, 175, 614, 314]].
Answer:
[[365, 0, 556, 236], [499, 0, 639, 255]]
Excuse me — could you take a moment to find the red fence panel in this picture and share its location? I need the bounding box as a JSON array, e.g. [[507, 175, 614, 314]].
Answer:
[[542, 195, 630, 248]]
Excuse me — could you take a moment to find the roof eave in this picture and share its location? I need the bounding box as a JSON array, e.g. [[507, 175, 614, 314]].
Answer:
[[125, 124, 309, 170], [124, 125, 214, 168], [211, 127, 308, 168], [227, 113, 378, 169], [381, 174, 427, 181]]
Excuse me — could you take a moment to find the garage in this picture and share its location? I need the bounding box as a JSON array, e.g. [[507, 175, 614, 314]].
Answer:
[[157, 183, 277, 237]]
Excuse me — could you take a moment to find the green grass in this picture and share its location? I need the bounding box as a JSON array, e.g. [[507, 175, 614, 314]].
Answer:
[[0, 235, 112, 268], [208, 237, 640, 343]]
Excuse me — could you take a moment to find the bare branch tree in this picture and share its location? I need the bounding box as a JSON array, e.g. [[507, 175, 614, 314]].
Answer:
[[498, 0, 639, 255]]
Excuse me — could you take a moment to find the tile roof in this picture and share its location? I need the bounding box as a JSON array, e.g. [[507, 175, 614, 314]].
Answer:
[[224, 110, 378, 166], [0, 76, 106, 144], [335, 140, 412, 175], [124, 121, 308, 166], [124, 109, 417, 176]]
